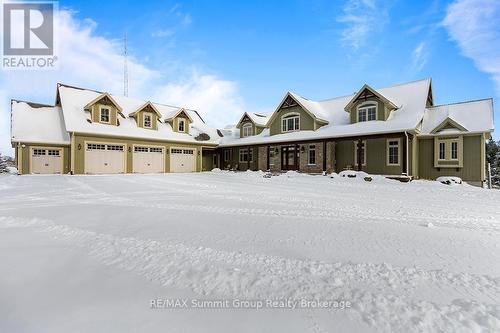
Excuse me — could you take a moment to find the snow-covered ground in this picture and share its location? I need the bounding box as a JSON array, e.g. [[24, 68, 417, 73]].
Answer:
[[0, 171, 499, 332]]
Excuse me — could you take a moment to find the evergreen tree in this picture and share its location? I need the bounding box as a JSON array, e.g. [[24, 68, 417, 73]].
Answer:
[[0, 153, 8, 173], [486, 139, 500, 187]]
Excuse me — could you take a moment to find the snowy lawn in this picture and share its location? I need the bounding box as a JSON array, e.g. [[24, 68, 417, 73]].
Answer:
[[0, 171, 499, 332]]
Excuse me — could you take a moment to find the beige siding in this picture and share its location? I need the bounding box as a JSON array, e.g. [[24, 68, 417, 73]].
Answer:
[[72, 134, 207, 174], [15, 143, 70, 174]]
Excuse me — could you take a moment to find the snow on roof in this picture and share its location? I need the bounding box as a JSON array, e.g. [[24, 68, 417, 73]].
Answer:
[[247, 112, 272, 127], [11, 101, 70, 144], [57, 85, 219, 145], [421, 99, 494, 134], [221, 79, 432, 146]]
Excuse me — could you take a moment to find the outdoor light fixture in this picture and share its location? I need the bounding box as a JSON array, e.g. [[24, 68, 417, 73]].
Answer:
[[275, 147, 279, 153], [128, 147, 132, 153], [301, 146, 305, 153], [78, 144, 81, 150]]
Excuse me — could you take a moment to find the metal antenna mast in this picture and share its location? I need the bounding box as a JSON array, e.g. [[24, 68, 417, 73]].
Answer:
[[123, 32, 128, 97]]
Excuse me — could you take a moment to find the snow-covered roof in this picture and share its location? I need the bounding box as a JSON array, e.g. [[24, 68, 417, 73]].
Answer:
[[57, 85, 219, 145], [236, 111, 272, 128], [421, 99, 494, 135], [220, 78, 433, 146], [11, 101, 70, 144]]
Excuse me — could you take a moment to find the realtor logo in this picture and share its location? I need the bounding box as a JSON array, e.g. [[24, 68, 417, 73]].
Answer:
[[2, 1, 58, 69]]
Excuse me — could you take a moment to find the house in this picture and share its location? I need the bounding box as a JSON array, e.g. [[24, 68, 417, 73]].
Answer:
[[10, 79, 494, 186], [11, 83, 220, 175], [214, 78, 494, 186]]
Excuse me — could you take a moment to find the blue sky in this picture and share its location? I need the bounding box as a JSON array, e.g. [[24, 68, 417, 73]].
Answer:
[[1, 0, 499, 155]]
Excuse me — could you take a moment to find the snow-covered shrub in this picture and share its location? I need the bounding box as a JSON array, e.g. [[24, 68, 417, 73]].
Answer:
[[0, 154, 8, 173], [436, 176, 462, 185], [339, 170, 370, 181]]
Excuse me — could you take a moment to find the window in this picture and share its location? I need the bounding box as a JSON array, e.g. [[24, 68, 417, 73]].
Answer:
[[242, 123, 253, 137], [183, 149, 194, 154], [387, 140, 400, 166], [107, 145, 124, 151], [353, 141, 367, 166], [357, 104, 377, 122], [171, 148, 183, 154], [178, 118, 185, 132], [100, 107, 110, 123], [33, 149, 46, 156], [281, 114, 300, 132], [239, 148, 253, 162], [144, 113, 152, 128], [439, 142, 446, 160], [451, 141, 458, 160], [150, 147, 163, 153], [134, 146, 149, 152], [48, 150, 60, 156], [224, 149, 231, 162], [308, 145, 316, 165], [269, 149, 275, 166], [87, 143, 106, 150]]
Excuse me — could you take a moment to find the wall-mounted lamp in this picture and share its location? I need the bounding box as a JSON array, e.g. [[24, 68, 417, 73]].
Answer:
[[77, 144, 82, 150], [21, 144, 26, 148], [300, 146, 305, 153], [128, 147, 132, 153], [274, 147, 279, 153]]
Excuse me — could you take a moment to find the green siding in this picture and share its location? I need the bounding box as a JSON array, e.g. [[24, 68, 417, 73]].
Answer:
[[348, 97, 389, 123], [240, 121, 256, 137], [418, 135, 483, 182], [269, 105, 315, 136]]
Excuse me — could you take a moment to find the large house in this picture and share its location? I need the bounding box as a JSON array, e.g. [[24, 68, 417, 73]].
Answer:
[[11, 79, 494, 186]]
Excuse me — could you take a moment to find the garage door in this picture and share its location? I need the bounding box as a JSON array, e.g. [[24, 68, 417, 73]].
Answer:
[[31, 148, 63, 174], [85, 143, 125, 174], [133, 146, 165, 173], [170, 148, 196, 173]]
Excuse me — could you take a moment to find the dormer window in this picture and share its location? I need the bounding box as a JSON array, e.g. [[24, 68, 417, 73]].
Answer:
[[242, 123, 253, 137], [178, 118, 185, 132], [100, 107, 110, 123], [282, 113, 300, 133], [357, 103, 377, 122], [143, 112, 152, 128]]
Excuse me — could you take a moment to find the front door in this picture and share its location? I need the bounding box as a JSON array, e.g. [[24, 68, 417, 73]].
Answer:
[[281, 146, 298, 170]]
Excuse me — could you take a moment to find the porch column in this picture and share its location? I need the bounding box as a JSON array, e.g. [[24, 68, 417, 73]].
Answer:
[[247, 145, 250, 171], [266, 146, 270, 170], [357, 138, 363, 171], [322, 140, 327, 172], [402, 136, 408, 175]]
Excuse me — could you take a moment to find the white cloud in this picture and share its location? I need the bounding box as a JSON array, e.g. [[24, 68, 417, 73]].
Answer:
[[0, 10, 244, 156], [337, 0, 390, 50], [442, 0, 500, 93], [411, 41, 429, 72]]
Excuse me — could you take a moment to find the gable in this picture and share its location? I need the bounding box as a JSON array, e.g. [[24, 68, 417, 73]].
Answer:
[[431, 117, 467, 134], [345, 85, 398, 123], [268, 103, 316, 135]]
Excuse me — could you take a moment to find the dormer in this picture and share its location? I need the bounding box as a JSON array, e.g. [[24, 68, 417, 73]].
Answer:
[[267, 93, 328, 136], [235, 112, 267, 138], [344, 84, 398, 124], [129, 101, 161, 130], [165, 108, 193, 134], [84, 92, 122, 126]]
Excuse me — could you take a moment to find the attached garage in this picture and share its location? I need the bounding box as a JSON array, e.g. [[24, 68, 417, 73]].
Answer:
[[85, 143, 126, 174], [133, 145, 165, 173], [170, 148, 196, 173], [30, 148, 63, 174]]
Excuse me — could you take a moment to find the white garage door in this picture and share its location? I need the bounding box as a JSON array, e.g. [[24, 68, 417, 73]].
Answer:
[[170, 148, 196, 173], [31, 148, 63, 174], [85, 143, 125, 174], [133, 146, 165, 173]]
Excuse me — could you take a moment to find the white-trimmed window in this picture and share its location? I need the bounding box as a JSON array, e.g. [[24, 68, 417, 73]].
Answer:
[[357, 103, 377, 122], [100, 107, 110, 123], [178, 118, 185, 132], [439, 142, 446, 160], [143, 113, 152, 128], [353, 140, 367, 166], [269, 149, 275, 166], [308, 145, 316, 165], [242, 123, 253, 137], [281, 113, 300, 133], [451, 141, 458, 160], [387, 139, 400, 166], [239, 148, 253, 162], [224, 149, 231, 162]]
